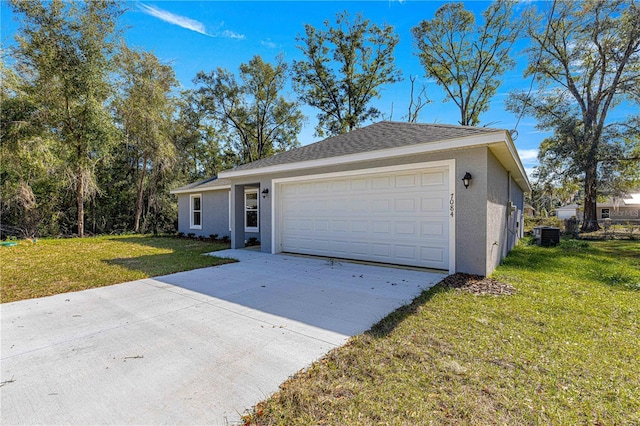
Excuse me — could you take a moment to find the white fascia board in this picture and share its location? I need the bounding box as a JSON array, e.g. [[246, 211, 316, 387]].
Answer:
[[170, 185, 231, 195], [499, 130, 532, 192], [219, 132, 506, 179]]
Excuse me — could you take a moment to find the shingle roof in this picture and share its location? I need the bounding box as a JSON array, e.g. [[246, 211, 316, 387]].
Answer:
[[170, 176, 231, 194], [228, 121, 501, 172]]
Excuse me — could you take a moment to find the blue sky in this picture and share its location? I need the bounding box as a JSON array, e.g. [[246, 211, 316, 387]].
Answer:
[[2, 1, 553, 176]]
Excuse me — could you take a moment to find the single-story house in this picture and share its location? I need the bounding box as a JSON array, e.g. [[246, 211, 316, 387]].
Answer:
[[555, 192, 640, 222], [171, 121, 531, 276], [597, 192, 640, 221], [556, 204, 580, 220]]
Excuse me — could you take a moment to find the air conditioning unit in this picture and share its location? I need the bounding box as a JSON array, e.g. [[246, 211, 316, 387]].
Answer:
[[533, 226, 560, 246]]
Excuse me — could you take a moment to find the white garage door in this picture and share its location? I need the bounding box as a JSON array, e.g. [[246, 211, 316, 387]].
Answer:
[[278, 166, 451, 270]]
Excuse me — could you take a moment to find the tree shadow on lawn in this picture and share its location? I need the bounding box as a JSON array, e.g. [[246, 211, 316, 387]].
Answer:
[[103, 236, 233, 277], [106, 235, 229, 252]]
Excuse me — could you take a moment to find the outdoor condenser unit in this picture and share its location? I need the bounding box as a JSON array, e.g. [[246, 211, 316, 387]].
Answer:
[[533, 226, 561, 246]]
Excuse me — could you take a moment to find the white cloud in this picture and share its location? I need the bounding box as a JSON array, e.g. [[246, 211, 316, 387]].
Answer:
[[221, 30, 245, 40], [138, 3, 208, 35], [261, 38, 278, 49], [525, 167, 537, 180], [518, 148, 539, 163], [138, 3, 245, 39]]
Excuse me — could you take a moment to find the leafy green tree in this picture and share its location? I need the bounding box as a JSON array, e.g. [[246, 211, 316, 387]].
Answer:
[[293, 12, 401, 137], [173, 92, 236, 181], [113, 45, 178, 233], [412, 1, 519, 127], [507, 0, 640, 231], [194, 55, 304, 164], [0, 61, 63, 237], [10, 0, 123, 237]]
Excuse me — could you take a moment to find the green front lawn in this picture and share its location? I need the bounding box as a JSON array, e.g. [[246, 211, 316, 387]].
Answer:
[[1, 235, 232, 303], [245, 239, 640, 425]]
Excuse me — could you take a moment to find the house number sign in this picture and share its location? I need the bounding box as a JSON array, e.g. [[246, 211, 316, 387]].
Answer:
[[450, 193, 455, 217]]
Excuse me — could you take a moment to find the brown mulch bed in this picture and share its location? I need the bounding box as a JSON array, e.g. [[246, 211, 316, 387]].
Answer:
[[437, 273, 516, 296]]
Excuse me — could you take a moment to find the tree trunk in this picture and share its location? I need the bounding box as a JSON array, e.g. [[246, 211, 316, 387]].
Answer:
[[134, 156, 147, 233], [77, 165, 84, 237], [581, 163, 600, 232]]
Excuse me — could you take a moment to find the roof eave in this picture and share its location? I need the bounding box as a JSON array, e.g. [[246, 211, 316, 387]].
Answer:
[[170, 184, 231, 195], [218, 131, 531, 192]]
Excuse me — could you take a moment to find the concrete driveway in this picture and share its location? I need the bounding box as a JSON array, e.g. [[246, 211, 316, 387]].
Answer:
[[1, 249, 444, 425]]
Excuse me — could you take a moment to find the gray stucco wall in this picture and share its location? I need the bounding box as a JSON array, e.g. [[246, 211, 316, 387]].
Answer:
[[177, 190, 230, 238], [228, 147, 498, 275], [485, 150, 525, 275], [486, 151, 509, 274]]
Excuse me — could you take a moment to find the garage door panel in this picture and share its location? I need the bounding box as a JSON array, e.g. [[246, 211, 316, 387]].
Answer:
[[350, 179, 368, 191], [421, 196, 446, 212], [396, 221, 416, 235], [395, 198, 417, 212], [421, 170, 446, 186], [280, 167, 450, 270], [372, 176, 391, 189], [352, 221, 368, 233], [422, 221, 446, 237], [421, 246, 445, 263], [395, 245, 417, 260], [371, 199, 390, 212], [395, 173, 418, 187], [372, 221, 391, 234]]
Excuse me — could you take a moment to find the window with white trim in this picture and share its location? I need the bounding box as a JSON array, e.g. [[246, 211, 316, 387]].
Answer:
[[601, 208, 610, 219], [190, 194, 202, 229], [244, 188, 259, 232]]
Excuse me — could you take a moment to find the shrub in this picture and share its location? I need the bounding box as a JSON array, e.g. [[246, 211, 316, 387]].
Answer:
[[209, 234, 218, 241], [221, 235, 230, 244], [177, 232, 185, 238], [524, 216, 564, 234], [187, 233, 196, 239]]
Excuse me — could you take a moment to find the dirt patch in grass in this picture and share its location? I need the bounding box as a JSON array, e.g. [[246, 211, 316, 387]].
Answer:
[[437, 272, 517, 295]]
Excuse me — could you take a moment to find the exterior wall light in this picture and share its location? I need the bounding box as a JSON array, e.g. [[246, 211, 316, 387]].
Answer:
[[261, 188, 269, 198], [462, 172, 472, 189]]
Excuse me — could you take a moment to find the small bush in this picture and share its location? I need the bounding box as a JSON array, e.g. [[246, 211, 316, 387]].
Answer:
[[187, 232, 196, 239], [210, 234, 218, 241], [524, 216, 564, 234], [246, 237, 260, 247], [177, 232, 185, 238], [221, 235, 230, 244]]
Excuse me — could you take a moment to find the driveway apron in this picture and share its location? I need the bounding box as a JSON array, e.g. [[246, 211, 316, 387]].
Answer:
[[1, 249, 444, 425]]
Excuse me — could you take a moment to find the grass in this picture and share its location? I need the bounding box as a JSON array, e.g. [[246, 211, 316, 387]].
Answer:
[[0, 235, 232, 303], [244, 239, 640, 425]]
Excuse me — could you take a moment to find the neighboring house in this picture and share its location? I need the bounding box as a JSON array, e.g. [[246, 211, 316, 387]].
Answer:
[[597, 192, 640, 222], [556, 204, 580, 220], [171, 121, 531, 276], [555, 193, 640, 222], [524, 204, 535, 217]]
